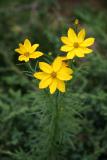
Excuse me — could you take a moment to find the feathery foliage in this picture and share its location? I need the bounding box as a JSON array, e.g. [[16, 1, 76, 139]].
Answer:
[[0, 0, 107, 160]]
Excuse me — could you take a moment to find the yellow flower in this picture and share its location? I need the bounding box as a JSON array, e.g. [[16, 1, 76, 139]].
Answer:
[[15, 39, 43, 62], [34, 57, 73, 94], [60, 28, 95, 59]]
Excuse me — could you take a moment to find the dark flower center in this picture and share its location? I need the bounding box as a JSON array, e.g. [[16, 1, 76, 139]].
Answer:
[[24, 52, 29, 57], [51, 72, 56, 78], [73, 42, 79, 48]]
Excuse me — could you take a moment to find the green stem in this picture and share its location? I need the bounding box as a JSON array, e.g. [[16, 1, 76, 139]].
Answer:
[[27, 62, 34, 72], [50, 92, 60, 160]]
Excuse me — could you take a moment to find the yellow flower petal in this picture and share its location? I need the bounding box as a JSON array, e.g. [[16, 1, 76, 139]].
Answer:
[[24, 58, 29, 62], [60, 45, 73, 52], [81, 38, 95, 47], [33, 72, 49, 80], [67, 50, 75, 59], [29, 44, 39, 53], [57, 80, 65, 93], [18, 55, 29, 62], [39, 77, 52, 89], [61, 36, 72, 44], [57, 68, 72, 81], [83, 48, 93, 54], [76, 52, 84, 57], [20, 45, 27, 53], [68, 28, 77, 42], [62, 67, 73, 74], [39, 62, 53, 73], [49, 79, 57, 94], [15, 43, 27, 54], [29, 51, 43, 59], [24, 39, 31, 50], [18, 55, 25, 61], [58, 56, 68, 61], [52, 57, 62, 72], [15, 48, 22, 54], [78, 29, 85, 42], [74, 48, 84, 57]]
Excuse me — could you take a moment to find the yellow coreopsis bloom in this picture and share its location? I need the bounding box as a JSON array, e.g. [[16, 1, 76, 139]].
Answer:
[[60, 28, 95, 59], [15, 39, 43, 62], [34, 57, 73, 94]]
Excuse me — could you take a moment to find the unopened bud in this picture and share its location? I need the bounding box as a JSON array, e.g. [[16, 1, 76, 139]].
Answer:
[[74, 19, 79, 25], [48, 52, 52, 56]]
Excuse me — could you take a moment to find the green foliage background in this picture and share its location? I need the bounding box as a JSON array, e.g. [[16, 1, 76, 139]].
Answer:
[[0, 0, 107, 159]]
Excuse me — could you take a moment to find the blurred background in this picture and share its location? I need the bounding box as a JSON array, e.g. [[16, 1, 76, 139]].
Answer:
[[0, 0, 107, 160]]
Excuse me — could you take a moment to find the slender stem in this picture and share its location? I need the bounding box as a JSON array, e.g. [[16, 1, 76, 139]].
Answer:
[[35, 60, 38, 71], [0, 149, 15, 157], [27, 62, 34, 72], [50, 92, 60, 160]]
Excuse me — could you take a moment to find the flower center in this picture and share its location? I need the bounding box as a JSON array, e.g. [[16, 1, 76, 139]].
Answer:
[[51, 72, 56, 78], [24, 52, 29, 57], [73, 42, 79, 48]]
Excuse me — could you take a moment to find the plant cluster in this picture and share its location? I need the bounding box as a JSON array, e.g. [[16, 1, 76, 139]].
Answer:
[[15, 26, 95, 94]]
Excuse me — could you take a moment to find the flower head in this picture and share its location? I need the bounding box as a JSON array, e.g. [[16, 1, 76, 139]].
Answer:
[[60, 28, 95, 59], [34, 57, 73, 94], [15, 39, 43, 62]]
